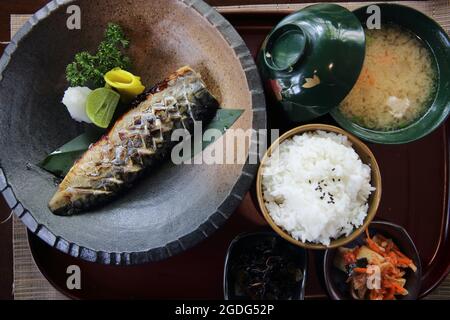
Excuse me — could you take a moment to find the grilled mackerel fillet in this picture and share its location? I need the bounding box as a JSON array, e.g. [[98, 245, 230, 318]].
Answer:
[[49, 66, 219, 215]]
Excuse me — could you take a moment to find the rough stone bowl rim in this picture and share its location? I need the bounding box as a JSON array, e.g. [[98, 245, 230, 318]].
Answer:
[[0, 0, 266, 266]]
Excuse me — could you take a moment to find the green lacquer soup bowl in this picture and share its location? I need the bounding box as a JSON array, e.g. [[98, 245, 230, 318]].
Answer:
[[331, 4, 450, 144], [257, 3, 366, 123]]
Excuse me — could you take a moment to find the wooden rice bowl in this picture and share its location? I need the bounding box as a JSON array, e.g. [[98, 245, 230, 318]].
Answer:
[[256, 124, 382, 250]]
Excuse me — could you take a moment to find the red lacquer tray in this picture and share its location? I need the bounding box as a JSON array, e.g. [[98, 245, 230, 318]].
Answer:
[[27, 9, 450, 300]]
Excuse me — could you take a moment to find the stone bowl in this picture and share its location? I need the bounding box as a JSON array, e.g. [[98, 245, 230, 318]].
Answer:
[[0, 0, 266, 265]]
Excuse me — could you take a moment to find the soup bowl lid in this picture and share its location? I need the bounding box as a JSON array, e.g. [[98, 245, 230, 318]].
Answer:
[[257, 3, 366, 122]]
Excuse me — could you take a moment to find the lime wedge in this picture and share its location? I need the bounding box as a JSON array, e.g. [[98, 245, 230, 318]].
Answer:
[[86, 88, 120, 128]]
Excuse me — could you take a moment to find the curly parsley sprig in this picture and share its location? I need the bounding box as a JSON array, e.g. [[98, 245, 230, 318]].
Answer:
[[66, 23, 131, 87]]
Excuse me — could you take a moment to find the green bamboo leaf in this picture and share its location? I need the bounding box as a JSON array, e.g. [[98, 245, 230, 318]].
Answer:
[[177, 109, 244, 162], [202, 109, 244, 150], [38, 130, 102, 178]]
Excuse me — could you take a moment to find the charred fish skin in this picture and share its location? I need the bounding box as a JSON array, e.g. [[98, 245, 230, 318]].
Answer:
[[49, 66, 219, 216]]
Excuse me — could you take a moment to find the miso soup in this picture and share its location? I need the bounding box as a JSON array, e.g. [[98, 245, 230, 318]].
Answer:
[[339, 25, 437, 131]]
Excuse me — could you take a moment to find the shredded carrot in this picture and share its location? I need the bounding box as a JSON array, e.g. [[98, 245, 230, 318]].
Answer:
[[397, 257, 413, 265], [370, 289, 383, 300], [358, 68, 376, 87], [390, 282, 407, 295], [365, 228, 371, 240], [374, 234, 389, 244], [384, 241, 394, 253], [367, 238, 385, 255], [384, 293, 395, 300], [353, 268, 367, 273], [386, 252, 398, 264], [382, 286, 396, 300], [342, 229, 416, 300], [365, 229, 386, 255], [343, 251, 357, 264]]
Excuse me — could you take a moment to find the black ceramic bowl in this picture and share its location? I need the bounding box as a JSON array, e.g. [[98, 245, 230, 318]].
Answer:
[[323, 221, 422, 300], [224, 231, 308, 300]]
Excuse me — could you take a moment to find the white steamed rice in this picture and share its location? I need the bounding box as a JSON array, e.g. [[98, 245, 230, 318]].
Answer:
[[262, 130, 374, 245]]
